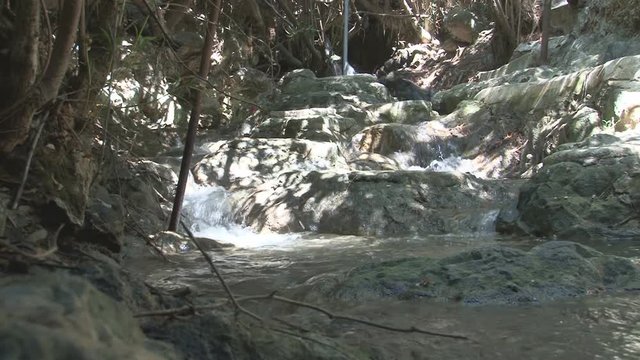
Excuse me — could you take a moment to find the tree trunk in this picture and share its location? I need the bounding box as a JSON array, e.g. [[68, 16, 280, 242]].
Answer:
[[168, 0, 222, 231], [539, 0, 551, 64], [0, 0, 83, 153], [0, 0, 40, 153], [39, 0, 83, 101]]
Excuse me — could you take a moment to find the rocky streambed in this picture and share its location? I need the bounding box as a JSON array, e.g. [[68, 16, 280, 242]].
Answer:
[[3, 14, 640, 359]]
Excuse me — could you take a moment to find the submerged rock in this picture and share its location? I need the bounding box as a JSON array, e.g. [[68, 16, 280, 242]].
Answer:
[[328, 241, 640, 305], [151, 231, 233, 254]]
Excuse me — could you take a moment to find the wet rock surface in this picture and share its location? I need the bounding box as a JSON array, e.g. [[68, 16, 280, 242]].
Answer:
[[143, 312, 364, 360], [4, 2, 640, 358], [499, 133, 640, 240], [272, 71, 393, 111], [0, 272, 178, 360], [231, 169, 516, 235], [193, 138, 348, 188], [328, 241, 640, 305]]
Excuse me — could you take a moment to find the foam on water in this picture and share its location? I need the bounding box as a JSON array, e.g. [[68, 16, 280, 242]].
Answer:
[[393, 151, 482, 176], [183, 176, 299, 249], [426, 156, 479, 174]]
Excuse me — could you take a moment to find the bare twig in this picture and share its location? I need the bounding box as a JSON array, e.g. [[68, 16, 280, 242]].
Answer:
[[126, 222, 176, 263], [0, 223, 63, 260], [135, 0, 264, 110], [135, 291, 469, 340], [238, 293, 469, 340], [134, 303, 225, 318], [11, 111, 48, 209]]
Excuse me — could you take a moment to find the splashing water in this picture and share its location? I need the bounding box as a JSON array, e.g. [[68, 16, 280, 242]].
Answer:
[[182, 175, 299, 249], [426, 156, 479, 174]]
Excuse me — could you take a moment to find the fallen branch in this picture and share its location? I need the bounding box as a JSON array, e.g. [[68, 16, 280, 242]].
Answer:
[[134, 303, 225, 318], [180, 220, 263, 322], [0, 223, 63, 260], [11, 111, 48, 209], [238, 293, 470, 340], [148, 223, 470, 341], [126, 222, 176, 264]]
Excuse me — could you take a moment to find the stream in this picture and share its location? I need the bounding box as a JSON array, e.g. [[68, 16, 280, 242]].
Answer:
[[134, 166, 640, 359]]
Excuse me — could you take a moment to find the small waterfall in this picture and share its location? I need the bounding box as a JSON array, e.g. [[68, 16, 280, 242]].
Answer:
[[182, 175, 299, 248], [425, 156, 479, 174]]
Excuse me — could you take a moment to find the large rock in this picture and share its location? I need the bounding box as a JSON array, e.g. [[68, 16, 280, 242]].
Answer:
[[352, 121, 458, 167], [231, 169, 515, 235], [498, 133, 640, 240], [0, 272, 177, 360], [83, 186, 126, 252], [250, 108, 362, 142], [347, 152, 400, 171], [443, 9, 481, 44], [597, 81, 640, 131], [353, 123, 417, 155], [193, 138, 348, 188], [475, 55, 640, 114], [273, 71, 393, 110], [327, 241, 640, 305], [431, 82, 488, 114], [366, 100, 434, 125]]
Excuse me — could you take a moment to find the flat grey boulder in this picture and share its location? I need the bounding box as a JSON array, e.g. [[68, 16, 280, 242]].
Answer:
[[231, 169, 515, 235], [272, 71, 393, 110], [498, 133, 640, 240], [250, 108, 362, 143], [194, 138, 348, 188]]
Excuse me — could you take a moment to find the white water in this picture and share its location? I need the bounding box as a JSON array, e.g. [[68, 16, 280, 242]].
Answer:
[[182, 175, 300, 249], [426, 155, 480, 175], [392, 150, 483, 177]]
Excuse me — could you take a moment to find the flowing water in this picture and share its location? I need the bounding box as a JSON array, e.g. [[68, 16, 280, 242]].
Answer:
[[134, 174, 640, 359]]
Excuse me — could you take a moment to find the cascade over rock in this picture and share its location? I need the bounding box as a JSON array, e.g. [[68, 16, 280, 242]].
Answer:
[[230, 170, 514, 236], [193, 138, 349, 188]]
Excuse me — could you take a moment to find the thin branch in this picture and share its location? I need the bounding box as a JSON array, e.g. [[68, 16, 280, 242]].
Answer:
[[355, 10, 428, 18], [135, 274, 470, 340], [134, 303, 225, 318], [239, 293, 470, 340], [137, 0, 264, 110], [180, 220, 263, 322], [11, 111, 48, 209], [0, 223, 63, 260], [39, 0, 83, 102]]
